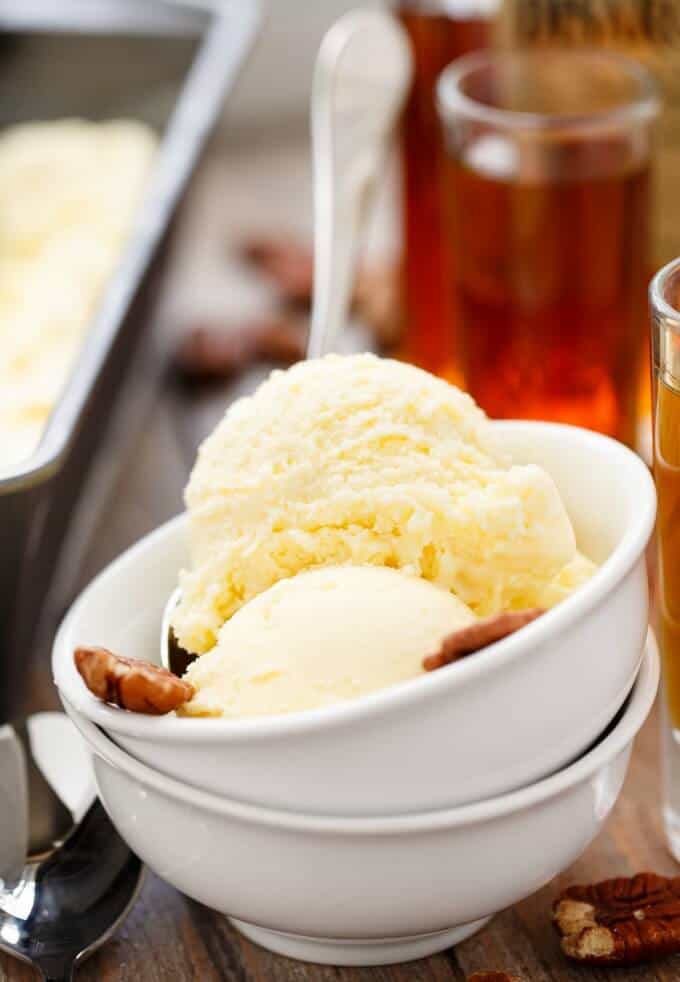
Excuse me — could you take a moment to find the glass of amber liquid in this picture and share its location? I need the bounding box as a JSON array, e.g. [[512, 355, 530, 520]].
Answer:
[[651, 258, 680, 859], [438, 50, 659, 446]]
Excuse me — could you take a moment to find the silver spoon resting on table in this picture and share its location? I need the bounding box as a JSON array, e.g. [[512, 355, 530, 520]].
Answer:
[[0, 715, 144, 982], [161, 11, 412, 673]]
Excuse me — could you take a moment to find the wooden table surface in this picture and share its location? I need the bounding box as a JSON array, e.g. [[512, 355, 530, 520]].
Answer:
[[4, 134, 678, 981]]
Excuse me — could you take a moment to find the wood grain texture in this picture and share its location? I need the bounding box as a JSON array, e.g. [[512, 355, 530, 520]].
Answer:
[[4, 139, 676, 981]]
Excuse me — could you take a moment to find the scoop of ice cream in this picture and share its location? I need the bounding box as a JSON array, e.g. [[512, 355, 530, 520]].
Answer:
[[173, 353, 592, 656], [179, 565, 476, 718], [535, 552, 597, 608], [0, 119, 157, 471]]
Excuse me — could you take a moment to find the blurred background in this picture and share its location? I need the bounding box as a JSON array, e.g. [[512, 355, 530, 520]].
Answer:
[[223, 0, 382, 131]]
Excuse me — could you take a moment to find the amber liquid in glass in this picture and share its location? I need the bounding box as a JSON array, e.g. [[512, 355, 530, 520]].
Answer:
[[503, 0, 680, 450], [397, 7, 489, 381], [655, 376, 680, 727], [445, 155, 650, 446]]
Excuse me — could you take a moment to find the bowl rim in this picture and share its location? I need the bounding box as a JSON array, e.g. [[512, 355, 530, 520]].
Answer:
[[53, 419, 656, 742], [63, 634, 658, 834]]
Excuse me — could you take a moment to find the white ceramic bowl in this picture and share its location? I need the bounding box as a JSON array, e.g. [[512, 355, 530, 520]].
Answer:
[[53, 422, 656, 815], [62, 638, 658, 967]]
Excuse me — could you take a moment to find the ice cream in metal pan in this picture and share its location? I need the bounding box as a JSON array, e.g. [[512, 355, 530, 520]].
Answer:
[[0, 119, 157, 471]]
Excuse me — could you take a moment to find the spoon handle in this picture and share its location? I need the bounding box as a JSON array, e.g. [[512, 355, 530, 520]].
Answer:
[[306, 10, 411, 359], [0, 724, 28, 882]]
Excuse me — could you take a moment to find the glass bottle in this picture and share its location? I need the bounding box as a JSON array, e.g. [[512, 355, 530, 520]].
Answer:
[[395, 1, 498, 382]]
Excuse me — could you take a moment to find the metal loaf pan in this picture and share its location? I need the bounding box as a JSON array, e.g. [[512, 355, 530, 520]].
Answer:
[[0, 0, 260, 721]]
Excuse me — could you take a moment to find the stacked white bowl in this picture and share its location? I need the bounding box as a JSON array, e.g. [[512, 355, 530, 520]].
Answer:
[[54, 422, 659, 967]]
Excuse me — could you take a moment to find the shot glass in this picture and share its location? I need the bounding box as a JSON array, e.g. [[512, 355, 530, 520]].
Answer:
[[438, 50, 659, 446], [651, 258, 680, 859]]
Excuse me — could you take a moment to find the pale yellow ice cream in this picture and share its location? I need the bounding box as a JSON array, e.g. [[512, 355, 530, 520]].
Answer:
[[0, 119, 157, 471], [180, 565, 476, 718], [173, 353, 595, 656]]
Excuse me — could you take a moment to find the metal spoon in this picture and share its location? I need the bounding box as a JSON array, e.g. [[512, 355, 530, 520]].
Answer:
[[160, 13, 412, 672], [0, 800, 144, 982], [161, 585, 191, 674], [306, 8, 412, 358], [0, 716, 144, 981]]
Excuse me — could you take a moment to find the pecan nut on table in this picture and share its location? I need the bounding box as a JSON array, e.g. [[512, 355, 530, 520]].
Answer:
[[240, 236, 315, 309], [174, 235, 403, 384], [553, 873, 680, 965], [174, 317, 305, 382], [240, 235, 402, 348], [468, 870, 680, 977]]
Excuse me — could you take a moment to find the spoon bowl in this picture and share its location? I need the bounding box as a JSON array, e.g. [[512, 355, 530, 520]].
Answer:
[[160, 586, 194, 675], [0, 713, 143, 982], [0, 800, 144, 982]]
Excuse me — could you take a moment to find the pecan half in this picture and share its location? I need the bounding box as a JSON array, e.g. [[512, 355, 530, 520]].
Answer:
[[74, 646, 194, 715], [174, 319, 304, 381], [239, 235, 403, 351], [240, 237, 314, 308], [553, 873, 680, 964], [467, 974, 522, 982], [423, 609, 544, 671]]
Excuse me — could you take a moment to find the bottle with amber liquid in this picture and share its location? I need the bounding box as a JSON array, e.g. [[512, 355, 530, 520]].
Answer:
[[500, 0, 680, 452], [395, 1, 496, 382]]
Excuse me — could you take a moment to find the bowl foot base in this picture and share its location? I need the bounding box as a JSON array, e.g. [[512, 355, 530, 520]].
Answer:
[[229, 915, 492, 966]]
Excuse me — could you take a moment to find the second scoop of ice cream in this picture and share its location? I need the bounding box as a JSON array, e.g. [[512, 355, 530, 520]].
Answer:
[[180, 565, 475, 718]]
